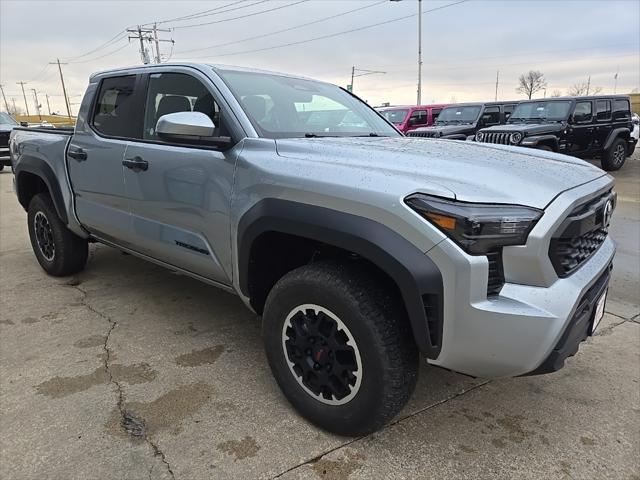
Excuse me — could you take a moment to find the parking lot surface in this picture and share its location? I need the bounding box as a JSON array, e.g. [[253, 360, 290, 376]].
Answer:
[[1, 154, 638, 480]]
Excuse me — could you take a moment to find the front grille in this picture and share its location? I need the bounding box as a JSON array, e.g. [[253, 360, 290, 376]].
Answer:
[[478, 131, 511, 145], [407, 131, 438, 138], [486, 251, 505, 295], [549, 191, 613, 277], [0, 132, 9, 147]]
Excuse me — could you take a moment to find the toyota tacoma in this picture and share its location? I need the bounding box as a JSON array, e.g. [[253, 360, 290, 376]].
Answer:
[[10, 63, 616, 436]]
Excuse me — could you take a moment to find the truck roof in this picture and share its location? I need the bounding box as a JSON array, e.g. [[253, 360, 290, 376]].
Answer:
[[89, 62, 322, 84]]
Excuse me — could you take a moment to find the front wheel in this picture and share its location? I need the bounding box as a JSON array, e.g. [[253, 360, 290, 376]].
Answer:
[[601, 137, 627, 171], [27, 193, 88, 276], [262, 261, 418, 436]]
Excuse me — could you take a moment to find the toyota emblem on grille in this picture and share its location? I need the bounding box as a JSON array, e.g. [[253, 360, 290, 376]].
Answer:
[[603, 199, 614, 228]]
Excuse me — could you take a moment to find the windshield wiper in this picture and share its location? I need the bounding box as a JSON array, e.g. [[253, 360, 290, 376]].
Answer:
[[304, 133, 337, 138]]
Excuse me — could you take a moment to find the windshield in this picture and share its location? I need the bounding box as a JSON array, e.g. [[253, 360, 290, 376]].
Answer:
[[435, 106, 481, 124], [509, 101, 572, 122], [379, 109, 409, 124], [0, 112, 18, 125], [216, 69, 400, 139]]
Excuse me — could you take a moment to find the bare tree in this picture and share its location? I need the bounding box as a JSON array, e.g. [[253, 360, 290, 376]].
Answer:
[[567, 82, 603, 96], [516, 70, 547, 99], [550, 89, 563, 97]]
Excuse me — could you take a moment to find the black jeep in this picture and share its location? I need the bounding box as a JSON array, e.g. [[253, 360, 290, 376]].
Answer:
[[406, 101, 517, 140], [475, 95, 636, 171]]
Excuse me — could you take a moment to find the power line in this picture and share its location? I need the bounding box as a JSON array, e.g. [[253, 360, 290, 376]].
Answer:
[[175, 0, 387, 55], [172, 0, 310, 30], [144, 0, 263, 27], [192, 0, 468, 59], [68, 41, 133, 64], [61, 30, 128, 62]]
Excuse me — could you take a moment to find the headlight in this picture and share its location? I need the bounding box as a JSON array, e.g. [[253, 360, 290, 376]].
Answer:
[[476, 131, 484, 141], [510, 132, 522, 144], [405, 194, 542, 254]]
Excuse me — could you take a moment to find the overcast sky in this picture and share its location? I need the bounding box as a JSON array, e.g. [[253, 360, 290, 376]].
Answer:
[[1, 0, 638, 115]]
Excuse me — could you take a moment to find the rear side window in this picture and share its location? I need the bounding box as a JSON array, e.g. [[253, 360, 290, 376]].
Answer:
[[612, 99, 631, 121], [573, 101, 592, 123], [92, 75, 139, 138], [595, 100, 611, 122]]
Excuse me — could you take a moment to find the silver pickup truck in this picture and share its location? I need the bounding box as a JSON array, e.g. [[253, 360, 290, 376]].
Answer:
[[10, 63, 616, 436]]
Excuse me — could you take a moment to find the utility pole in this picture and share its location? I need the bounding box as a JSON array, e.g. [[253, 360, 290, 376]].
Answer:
[[11, 98, 17, 115], [350, 66, 355, 92], [494, 70, 499, 101], [31, 88, 42, 120], [49, 59, 72, 120], [128, 24, 173, 64], [417, 0, 422, 105], [586, 75, 591, 96], [0, 84, 10, 112], [45, 93, 52, 115], [349, 67, 386, 93], [17, 81, 30, 116], [614, 67, 619, 94]]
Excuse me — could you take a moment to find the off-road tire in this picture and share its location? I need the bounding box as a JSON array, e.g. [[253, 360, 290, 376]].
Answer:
[[601, 137, 626, 171], [27, 193, 88, 276], [262, 261, 419, 436]]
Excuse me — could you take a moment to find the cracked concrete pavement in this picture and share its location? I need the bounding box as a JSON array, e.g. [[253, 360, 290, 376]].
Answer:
[[1, 155, 638, 479]]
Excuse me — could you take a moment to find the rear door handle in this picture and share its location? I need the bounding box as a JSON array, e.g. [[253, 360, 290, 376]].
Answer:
[[68, 148, 87, 161], [122, 156, 149, 172]]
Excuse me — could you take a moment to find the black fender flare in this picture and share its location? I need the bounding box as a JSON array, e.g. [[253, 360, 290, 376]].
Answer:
[[520, 134, 559, 149], [14, 156, 68, 224], [237, 199, 444, 358], [603, 127, 630, 151]]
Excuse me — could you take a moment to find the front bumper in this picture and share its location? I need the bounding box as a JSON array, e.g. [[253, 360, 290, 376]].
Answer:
[[425, 176, 616, 378]]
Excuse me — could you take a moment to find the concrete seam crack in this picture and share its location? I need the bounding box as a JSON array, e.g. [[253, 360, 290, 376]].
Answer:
[[69, 284, 176, 480], [270, 380, 490, 479]]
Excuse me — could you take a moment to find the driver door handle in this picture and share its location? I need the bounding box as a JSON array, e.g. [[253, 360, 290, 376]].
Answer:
[[68, 148, 87, 161], [122, 156, 149, 172]]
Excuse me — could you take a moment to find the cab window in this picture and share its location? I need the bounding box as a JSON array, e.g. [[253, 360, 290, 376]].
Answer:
[[92, 75, 140, 138], [431, 108, 442, 121], [573, 101, 592, 123], [595, 100, 611, 122], [503, 104, 515, 121], [481, 106, 500, 126], [408, 110, 428, 126], [143, 72, 224, 141]]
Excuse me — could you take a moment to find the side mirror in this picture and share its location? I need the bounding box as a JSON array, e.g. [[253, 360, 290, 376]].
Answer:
[[156, 112, 232, 149], [20, 121, 29, 127]]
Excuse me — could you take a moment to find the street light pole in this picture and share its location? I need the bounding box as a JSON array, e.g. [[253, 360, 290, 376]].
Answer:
[[417, 0, 422, 105]]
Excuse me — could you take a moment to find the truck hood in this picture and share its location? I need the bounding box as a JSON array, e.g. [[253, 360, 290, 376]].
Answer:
[[483, 122, 566, 135], [275, 137, 606, 209], [412, 124, 475, 136]]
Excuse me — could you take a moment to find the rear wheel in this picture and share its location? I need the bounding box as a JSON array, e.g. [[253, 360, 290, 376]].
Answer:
[[601, 137, 626, 171], [262, 261, 418, 436], [27, 193, 88, 276]]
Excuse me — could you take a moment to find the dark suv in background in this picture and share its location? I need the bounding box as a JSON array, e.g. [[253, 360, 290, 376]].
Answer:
[[0, 112, 19, 170], [476, 95, 636, 171], [406, 101, 517, 140]]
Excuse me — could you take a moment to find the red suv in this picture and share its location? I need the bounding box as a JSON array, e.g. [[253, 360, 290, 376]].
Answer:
[[378, 104, 449, 134]]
